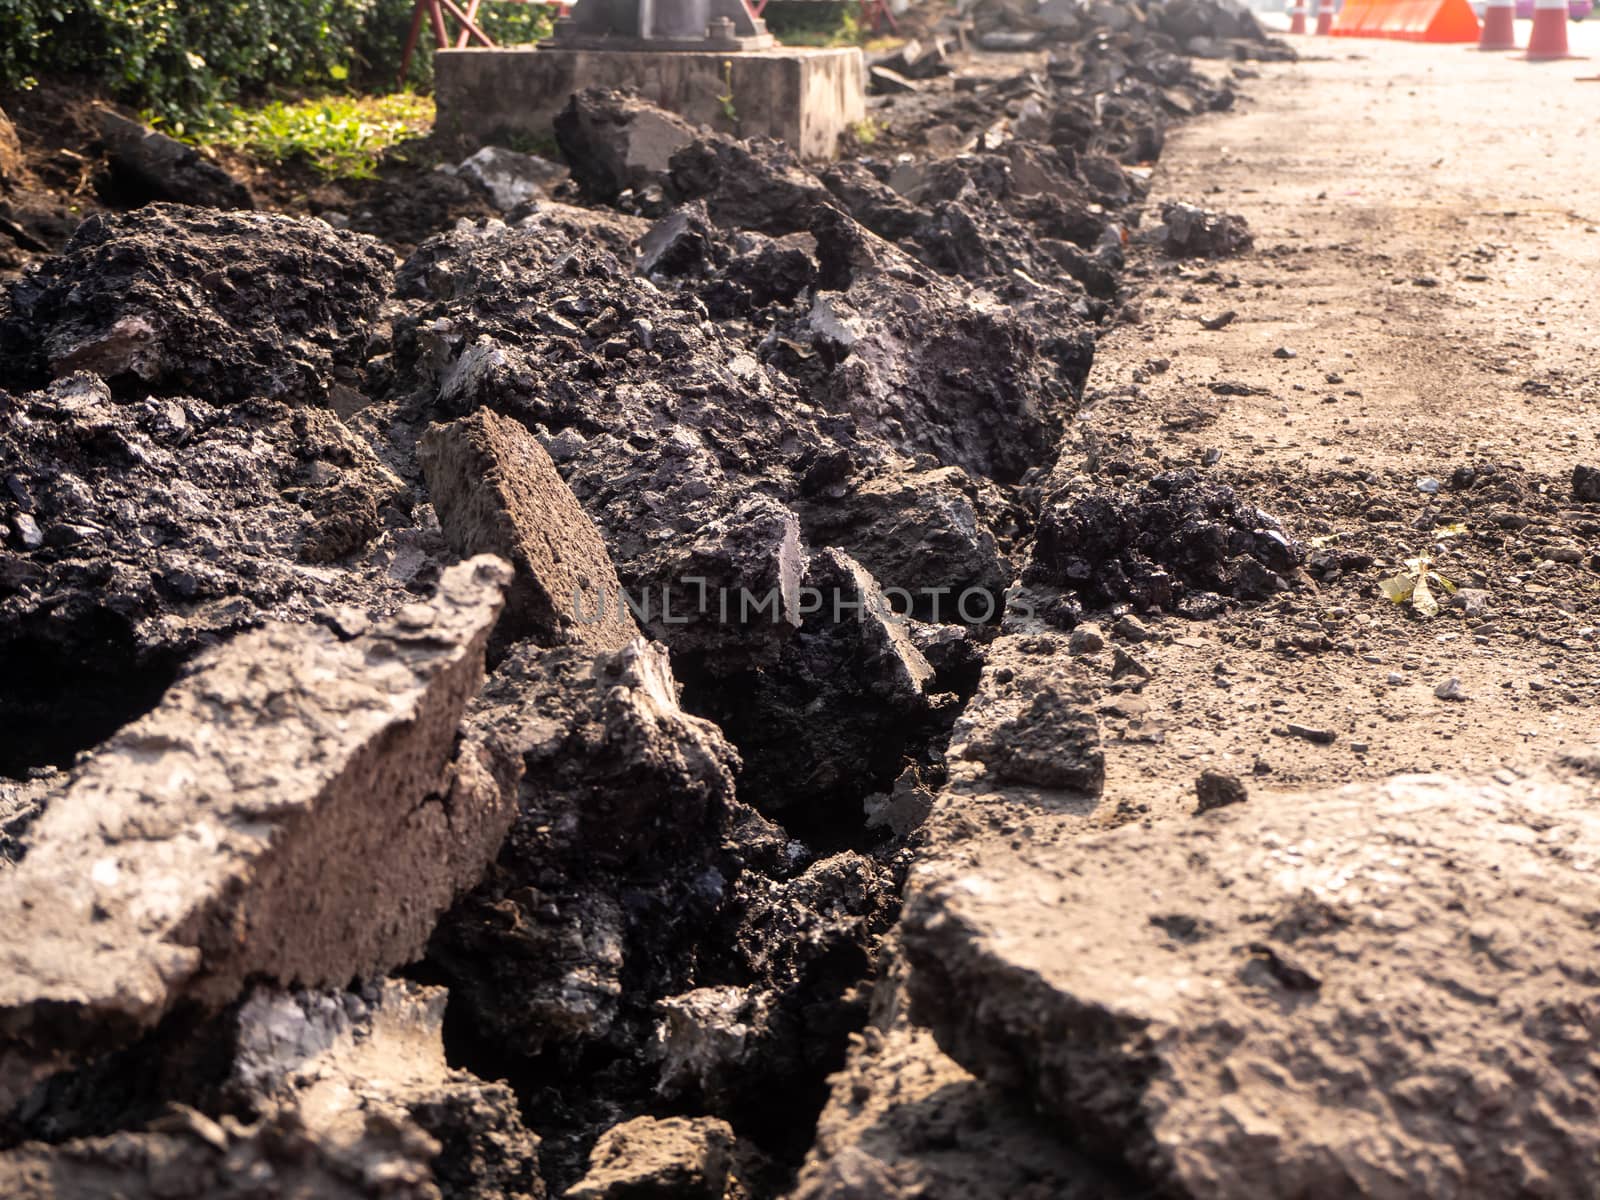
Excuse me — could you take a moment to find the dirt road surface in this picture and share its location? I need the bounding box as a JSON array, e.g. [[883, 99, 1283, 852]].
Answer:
[[1081, 30, 1600, 822]]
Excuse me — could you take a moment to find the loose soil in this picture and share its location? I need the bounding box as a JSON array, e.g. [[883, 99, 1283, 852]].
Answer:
[[1080, 36, 1600, 828]]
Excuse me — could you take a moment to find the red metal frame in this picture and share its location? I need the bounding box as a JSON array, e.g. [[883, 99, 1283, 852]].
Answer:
[[860, 0, 898, 33], [399, 0, 569, 84]]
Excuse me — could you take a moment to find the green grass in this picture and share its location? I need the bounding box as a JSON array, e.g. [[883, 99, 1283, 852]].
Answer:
[[766, 1, 864, 46], [849, 116, 886, 146], [191, 92, 435, 181]]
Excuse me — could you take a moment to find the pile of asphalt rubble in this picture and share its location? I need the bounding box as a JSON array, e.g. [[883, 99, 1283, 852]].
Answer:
[[7, 1, 1483, 1196]]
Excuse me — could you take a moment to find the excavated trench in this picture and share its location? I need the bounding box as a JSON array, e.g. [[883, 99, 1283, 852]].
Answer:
[[0, 6, 1300, 1195], [0, 616, 182, 778]]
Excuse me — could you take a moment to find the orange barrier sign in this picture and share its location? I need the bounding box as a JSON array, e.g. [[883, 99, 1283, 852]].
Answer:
[[1332, 0, 1482, 41]]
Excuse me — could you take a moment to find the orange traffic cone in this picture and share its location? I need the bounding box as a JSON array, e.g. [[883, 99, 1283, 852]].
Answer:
[[1315, 0, 1336, 34], [1289, 0, 1309, 32], [1478, 0, 1516, 48], [1527, 0, 1571, 57]]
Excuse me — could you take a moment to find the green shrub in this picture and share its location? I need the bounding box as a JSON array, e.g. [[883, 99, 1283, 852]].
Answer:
[[0, 0, 553, 129], [763, 1, 861, 46]]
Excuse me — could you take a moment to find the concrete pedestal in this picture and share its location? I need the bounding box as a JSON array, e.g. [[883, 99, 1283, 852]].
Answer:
[[434, 46, 865, 162]]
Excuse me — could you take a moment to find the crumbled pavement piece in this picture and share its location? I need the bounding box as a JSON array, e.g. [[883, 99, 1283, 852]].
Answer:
[[389, 215, 996, 836], [0, 205, 393, 402], [665, 134, 836, 238], [0, 373, 418, 778], [1150, 201, 1254, 259], [423, 637, 897, 1165], [944, 633, 1104, 796], [656, 986, 773, 1111], [623, 497, 807, 667], [565, 1115, 733, 1200], [1194, 769, 1248, 814], [1029, 468, 1302, 614], [0, 556, 517, 1114], [554, 88, 698, 204], [1, 980, 545, 1200], [95, 108, 253, 210], [1147, 0, 1282, 44], [456, 145, 564, 212], [636, 200, 718, 277], [798, 210, 1071, 484], [684, 548, 944, 826], [794, 465, 1013, 625], [656, 853, 896, 1149], [419, 408, 638, 651], [394, 206, 649, 305], [229, 981, 544, 1200], [789, 1019, 1141, 1200], [428, 636, 745, 1056], [1571, 464, 1600, 503], [903, 762, 1600, 1198]]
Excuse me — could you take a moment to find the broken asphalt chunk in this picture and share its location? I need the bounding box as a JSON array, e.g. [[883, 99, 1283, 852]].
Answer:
[[903, 765, 1600, 1197], [419, 408, 639, 652], [0, 556, 517, 1114], [0, 205, 393, 403]]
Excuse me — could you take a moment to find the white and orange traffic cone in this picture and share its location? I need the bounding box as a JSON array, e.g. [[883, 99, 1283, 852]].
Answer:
[[1478, 0, 1516, 49], [1289, 0, 1309, 33], [1526, 0, 1571, 58], [1315, 0, 1336, 34]]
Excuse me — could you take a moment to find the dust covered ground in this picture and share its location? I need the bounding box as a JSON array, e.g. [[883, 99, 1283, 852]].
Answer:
[[1084, 31, 1600, 820], [3, 8, 1600, 1200]]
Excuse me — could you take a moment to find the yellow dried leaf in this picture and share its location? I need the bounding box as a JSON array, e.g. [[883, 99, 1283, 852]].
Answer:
[[1412, 574, 1439, 617], [1379, 575, 1415, 603]]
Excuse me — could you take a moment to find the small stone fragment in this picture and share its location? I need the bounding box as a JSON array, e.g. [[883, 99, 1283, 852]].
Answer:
[[1572, 464, 1600, 503], [1285, 722, 1336, 744], [1068, 623, 1106, 654], [566, 1116, 734, 1200], [1194, 769, 1247, 814], [1152, 201, 1253, 259], [1112, 613, 1152, 642], [1110, 646, 1152, 681]]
